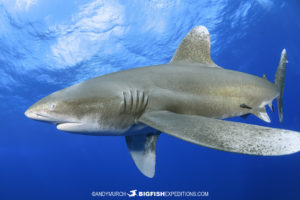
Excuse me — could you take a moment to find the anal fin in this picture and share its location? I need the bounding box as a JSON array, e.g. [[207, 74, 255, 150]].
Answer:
[[125, 133, 160, 178], [240, 103, 270, 123], [251, 107, 271, 123]]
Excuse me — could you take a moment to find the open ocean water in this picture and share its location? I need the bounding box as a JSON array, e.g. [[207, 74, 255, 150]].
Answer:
[[0, 0, 300, 199]]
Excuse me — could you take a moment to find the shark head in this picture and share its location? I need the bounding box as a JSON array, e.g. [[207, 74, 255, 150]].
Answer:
[[25, 81, 133, 135]]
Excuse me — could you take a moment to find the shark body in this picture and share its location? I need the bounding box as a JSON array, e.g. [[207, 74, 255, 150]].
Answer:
[[25, 26, 300, 178]]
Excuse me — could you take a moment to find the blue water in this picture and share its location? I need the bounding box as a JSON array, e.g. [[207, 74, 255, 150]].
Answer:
[[1, 0, 300, 199]]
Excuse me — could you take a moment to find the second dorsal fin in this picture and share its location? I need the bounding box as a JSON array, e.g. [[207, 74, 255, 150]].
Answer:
[[170, 26, 221, 68]]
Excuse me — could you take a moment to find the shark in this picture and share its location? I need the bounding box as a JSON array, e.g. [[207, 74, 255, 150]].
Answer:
[[25, 26, 300, 178]]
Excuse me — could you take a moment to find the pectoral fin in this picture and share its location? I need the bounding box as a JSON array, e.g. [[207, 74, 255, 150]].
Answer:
[[125, 133, 159, 178], [139, 111, 300, 156]]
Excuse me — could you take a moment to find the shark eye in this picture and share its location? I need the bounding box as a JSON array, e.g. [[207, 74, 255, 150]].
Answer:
[[49, 103, 56, 111]]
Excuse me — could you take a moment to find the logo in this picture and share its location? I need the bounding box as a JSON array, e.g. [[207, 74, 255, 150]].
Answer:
[[127, 190, 138, 197], [91, 189, 209, 198]]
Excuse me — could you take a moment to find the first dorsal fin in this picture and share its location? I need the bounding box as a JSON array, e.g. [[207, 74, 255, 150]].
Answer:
[[170, 26, 221, 68]]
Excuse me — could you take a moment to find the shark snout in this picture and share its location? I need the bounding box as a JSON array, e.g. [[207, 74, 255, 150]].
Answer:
[[24, 104, 57, 123], [25, 108, 52, 122], [24, 109, 36, 119], [24, 105, 80, 127]]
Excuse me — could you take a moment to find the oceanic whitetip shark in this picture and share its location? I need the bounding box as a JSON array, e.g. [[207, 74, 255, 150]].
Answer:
[[25, 26, 300, 178]]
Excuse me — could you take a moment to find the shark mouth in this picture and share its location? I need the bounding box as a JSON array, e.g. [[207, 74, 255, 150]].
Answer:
[[24, 110, 95, 133], [25, 111, 79, 126], [25, 109, 114, 134]]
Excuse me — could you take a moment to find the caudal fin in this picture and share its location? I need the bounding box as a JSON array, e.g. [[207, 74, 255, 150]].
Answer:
[[275, 49, 288, 123]]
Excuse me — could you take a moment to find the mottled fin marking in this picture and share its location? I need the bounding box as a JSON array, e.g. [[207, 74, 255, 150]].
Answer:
[[275, 49, 287, 123], [125, 133, 160, 178], [170, 26, 221, 68], [139, 111, 300, 156]]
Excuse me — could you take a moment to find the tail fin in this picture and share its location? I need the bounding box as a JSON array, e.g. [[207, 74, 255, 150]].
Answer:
[[275, 49, 288, 123]]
